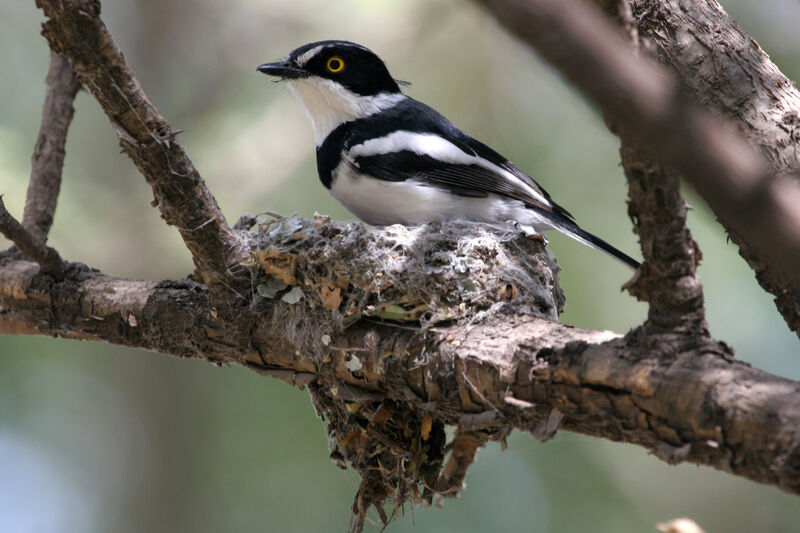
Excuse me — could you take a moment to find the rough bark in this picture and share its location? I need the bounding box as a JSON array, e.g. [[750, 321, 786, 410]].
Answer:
[[1, 0, 797, 530], [600, 2, 708, 335], [1, 237, 798, 495], [620, 141, 706, 334], [35, 0, 244, 286], [0, 197, 65, 278], [22, 51, 80, 243], [474, 0, 800, 336], [625, 0, 800, 333], [630, 0, 800, 172]]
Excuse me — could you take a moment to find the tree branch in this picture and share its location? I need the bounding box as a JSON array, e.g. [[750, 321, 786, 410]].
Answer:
[[6, 2, 798, 529], [473, 0, 800, 331], [0, 219, 798, 496], [624, 0, 800, 335], [598, 2, 707, 335], [35, 0, 244, 285], [620, 141, 707, 334], [22, 51, 80, 244], [0, 197, 65, 277]]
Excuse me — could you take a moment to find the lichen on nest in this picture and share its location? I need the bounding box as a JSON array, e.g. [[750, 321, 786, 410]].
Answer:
[[240, 213, 564, 348]]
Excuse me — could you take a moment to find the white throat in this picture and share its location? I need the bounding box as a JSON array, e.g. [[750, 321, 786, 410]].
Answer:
[[286, 77, 405, 145]]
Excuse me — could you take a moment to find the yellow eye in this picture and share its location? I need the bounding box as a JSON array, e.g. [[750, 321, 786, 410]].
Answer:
[[326, 56, 345, 73]]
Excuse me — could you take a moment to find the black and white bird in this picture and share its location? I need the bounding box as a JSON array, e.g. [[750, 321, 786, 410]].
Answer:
[[257, 40, 639, 270]]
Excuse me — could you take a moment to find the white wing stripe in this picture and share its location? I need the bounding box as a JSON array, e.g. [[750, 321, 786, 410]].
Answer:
[[349, 131, 550, 207]]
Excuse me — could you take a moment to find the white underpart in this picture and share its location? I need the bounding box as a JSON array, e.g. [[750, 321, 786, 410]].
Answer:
[[330, 160, 639, 268], [286, 78, 406, 145], [349, 131, 552, 207], [329, 159, 555, 232]]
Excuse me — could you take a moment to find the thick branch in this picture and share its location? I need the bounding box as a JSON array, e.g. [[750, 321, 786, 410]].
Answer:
[[0, 197, 65, 277], [624, 0, 800, 335], [0, 257, 797, 494], [0, 220, 798, 496], [35, 0, 243, 284], [473, 0, 800, 323], [22, 51, 80, 243], [628, 0, 800, 172], [9, 2, 798, 526]]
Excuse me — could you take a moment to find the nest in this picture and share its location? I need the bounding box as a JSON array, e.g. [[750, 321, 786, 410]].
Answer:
[[309, 391, 447, 532], [237, 213, 565, 531], [241, 214, 564, 346]]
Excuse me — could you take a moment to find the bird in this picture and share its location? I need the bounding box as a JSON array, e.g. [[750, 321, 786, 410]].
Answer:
[[257, 40, 639, 270]]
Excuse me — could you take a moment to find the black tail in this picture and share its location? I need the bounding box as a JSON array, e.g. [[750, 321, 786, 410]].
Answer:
[[549, 215, 640, 271]]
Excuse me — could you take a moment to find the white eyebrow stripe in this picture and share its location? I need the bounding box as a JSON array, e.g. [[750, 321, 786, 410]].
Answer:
[[296, 45, 326, 66], [348, 131, 551, 206]]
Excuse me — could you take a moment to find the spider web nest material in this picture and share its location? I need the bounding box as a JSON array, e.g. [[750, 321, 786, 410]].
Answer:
[[239, 213, 565, 531], [243, 213, 564, 344]]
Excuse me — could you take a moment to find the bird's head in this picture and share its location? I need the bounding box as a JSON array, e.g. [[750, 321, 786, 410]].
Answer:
[[258, 41, 405, 144]]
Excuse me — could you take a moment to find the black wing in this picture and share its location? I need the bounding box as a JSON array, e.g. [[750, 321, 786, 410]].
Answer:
[[320, 96, 573, 220], [348, 97, 574, 220], [351, 143, 576, 221], [434, 132, 574, 220], [450, 134, 575, 221], [321, 97, 638, 269]]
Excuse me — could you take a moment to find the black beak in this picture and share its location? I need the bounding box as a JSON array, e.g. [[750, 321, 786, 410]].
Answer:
[[257, 61, 309, 79]]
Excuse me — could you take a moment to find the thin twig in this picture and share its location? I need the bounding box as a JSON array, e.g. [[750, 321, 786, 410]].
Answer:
[[22, 51, 80, 244], [0, 196, 65, 277], [37, 0, 245, 282]]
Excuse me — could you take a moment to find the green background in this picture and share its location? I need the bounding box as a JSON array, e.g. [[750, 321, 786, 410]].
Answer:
[[1, 1, 798, 531]]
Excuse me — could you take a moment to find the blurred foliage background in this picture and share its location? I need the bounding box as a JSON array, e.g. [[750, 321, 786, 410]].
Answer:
[[1, 1, 799, 531]]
